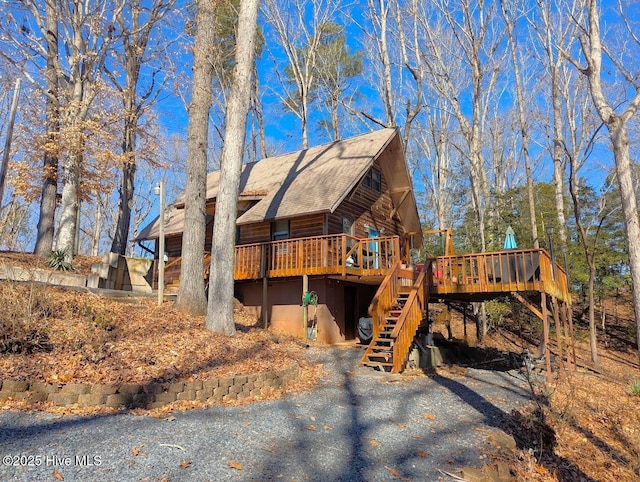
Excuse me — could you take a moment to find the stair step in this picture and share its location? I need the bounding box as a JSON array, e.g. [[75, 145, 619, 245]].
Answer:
[[363, 361, 394, 371], [367, 351, 393, 360], [367, 354, 391, 361], [374, 339, 393, 346]]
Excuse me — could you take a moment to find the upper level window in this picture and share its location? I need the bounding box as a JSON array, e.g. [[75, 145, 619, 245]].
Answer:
[[272, 219, 290, 241], [363, 168, 382, 193]]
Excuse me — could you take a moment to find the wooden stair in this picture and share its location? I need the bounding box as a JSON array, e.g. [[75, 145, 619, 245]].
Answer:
[[361, 290, 411, 371], [361, 262, 428, 373]]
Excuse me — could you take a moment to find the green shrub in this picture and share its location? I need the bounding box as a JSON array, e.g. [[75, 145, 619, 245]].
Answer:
[[629, 380, 640, 396], [47, 249, 74, 271]]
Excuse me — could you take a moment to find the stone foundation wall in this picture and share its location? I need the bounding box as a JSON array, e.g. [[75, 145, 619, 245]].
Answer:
[[0, 364, 300, 410]]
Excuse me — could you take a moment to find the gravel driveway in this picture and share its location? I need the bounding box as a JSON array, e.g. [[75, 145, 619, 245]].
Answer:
[[0, 345, 531, 481]]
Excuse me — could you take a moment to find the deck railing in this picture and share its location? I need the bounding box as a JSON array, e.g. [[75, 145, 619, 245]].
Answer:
[[429, 248, 570, 303], [234, 234, 401, 280]]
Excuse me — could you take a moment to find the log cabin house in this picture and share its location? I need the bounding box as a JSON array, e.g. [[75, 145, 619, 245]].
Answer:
[[137, 128, 423, 345], [137, 127, 572, 374]]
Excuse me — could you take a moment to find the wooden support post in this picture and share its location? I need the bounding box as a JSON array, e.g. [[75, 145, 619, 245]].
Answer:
[[560, 301, 573, 372], [262, 277, 268, 329], [566, 302, 577, 370], [302, 274, 309, 341], [463, 303, 468, 345], [541, 292, 552, 384], [552, 296, 564, 376]]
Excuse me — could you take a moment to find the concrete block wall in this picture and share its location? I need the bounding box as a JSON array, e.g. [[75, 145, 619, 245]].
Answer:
[[0, 254, 152, 293], [89, 253, 152, 293], [0, 363, 300, 409]]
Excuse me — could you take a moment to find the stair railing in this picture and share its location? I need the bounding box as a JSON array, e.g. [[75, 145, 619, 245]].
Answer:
[[389, 269, 427, 373], [367, 259, 402, 344]]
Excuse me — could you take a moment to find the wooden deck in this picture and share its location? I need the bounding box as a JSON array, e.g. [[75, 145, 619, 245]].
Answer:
[[234, 234, 401, 280], [428, 248, 570, 303]]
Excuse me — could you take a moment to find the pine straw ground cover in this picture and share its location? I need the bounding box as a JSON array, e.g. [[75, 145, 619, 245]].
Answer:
[[431, 301, 640, 482], [0, 281, 320, 415]]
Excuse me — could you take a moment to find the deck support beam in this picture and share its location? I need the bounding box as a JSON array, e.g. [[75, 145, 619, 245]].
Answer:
[[262, 277, 268, 329], [541, 292, 552, 384], [302, 274, 309, 341], [552, 296, 564, 376]]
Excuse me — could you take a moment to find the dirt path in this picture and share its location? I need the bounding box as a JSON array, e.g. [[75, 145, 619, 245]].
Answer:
[[0, 346, 532, 481]]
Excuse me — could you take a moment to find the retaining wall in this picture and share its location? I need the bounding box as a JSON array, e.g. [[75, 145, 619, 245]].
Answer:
[[0, 363, 300, 410]]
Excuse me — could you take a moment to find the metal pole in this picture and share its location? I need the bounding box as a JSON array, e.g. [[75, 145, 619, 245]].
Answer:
[[0, 78, 21, 206], [157, 180, 165, 306]]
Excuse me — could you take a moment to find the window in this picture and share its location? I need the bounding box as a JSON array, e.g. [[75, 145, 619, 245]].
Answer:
[[342, 216, 354, 236], [363, 168, 382, 193], [272, 219, 289, 241]]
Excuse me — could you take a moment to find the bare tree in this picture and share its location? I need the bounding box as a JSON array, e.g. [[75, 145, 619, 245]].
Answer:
[[531, 0, 581, 270], [566, 0, 640, 359], [108, 0, 177, 256], [417, 0, 505, 255], [206, 0, 260, 335], [262, 0, 341, 148], [33, 0, 60, 256], [413, 97, 460, 231], [500, 0, 539, 248], [412, 0, 506, 340], [362, 0, 396, 127], [176, 0, 217, 315]]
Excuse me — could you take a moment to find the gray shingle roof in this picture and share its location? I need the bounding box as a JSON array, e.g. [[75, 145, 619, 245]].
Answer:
[[136, 128, 421, 241]]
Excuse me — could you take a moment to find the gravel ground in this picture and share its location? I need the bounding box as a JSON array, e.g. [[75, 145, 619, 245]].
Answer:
[[0, 345, 532, 481]]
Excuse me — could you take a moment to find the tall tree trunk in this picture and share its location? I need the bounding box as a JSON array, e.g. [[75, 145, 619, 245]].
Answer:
[[91, 191, 103, 256], [176, 0, 217, 315], [111, 112, 136, 255], [577, 0, 640, 360], [206, 0, 259, 335], [34, 1, 59, 256], [569, 155, 599, 363], [108, 0, 175, 255], [301, 87, 309, 149], [610, 120, 640, 359], [551, 68, 569, 256], [251, 63, 268, 159], [55, 149, 81, 262], [587, 264, 598, 363]]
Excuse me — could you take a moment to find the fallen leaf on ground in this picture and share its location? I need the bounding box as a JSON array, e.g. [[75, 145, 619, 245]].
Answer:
[[369, 439, 380, 447], [416, 449, 428, 458], [227, 460, 243, 470], [179, 459, 192, 470], [131, 447, 140, 456], [385, 465, 400, 477], [423, 413, 436, 420], [306, 425, 317, 431], [323, 425, 332, 430], [52, 469, 64, 480]]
